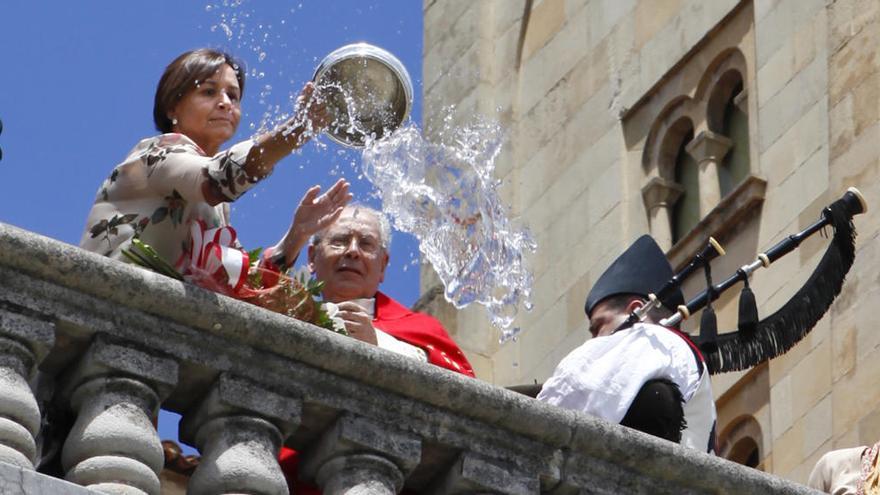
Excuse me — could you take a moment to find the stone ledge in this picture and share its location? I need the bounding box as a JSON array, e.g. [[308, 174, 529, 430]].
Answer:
[[668, 174, 768, 270], [0, 461, 99, 494], [0, 222, 820, 493]]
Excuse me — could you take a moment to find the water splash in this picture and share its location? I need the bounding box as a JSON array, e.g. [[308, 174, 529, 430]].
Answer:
[[206, 0, 297, 136], [362, 114, 536, 340], [202, 1, 535, 339]]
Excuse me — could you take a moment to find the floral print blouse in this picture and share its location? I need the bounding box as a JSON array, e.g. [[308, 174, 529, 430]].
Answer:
[[80, 133, 257, 265]]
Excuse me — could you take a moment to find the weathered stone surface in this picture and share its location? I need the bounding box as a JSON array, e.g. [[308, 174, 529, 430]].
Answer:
[[0, 309, 54, 365], [428, 452, 538, 495], [61, 377, 164, 494], [180, 373, 301, 443], [0, 310, 53, 470], [61, 335, 178, 401], [300, 413, 421, 491], [0, 223, 824, 492], [187, 416, 287, 495], [0, 460, 99, 494], [181, 374, 299, 495], [316, 454, 403, 495], [423, 0, 879, 488], [58, 336, 178, 494]]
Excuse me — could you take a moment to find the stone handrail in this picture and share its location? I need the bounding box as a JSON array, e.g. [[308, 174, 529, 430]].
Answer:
[[0, 222, 820, 494]]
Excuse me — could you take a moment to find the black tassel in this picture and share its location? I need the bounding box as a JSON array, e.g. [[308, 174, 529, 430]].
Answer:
[[699, 305, 718, 354], [737, 273, 759, 338], [706, 200, 857, 374], [699, 262, 718, 354]]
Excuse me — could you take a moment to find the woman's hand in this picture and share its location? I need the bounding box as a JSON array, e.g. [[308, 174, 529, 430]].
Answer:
[[294, 82, 332, 135], [290, 178, 352, 242], [272, 179, 352, 264], [244, 82, 333, 180]]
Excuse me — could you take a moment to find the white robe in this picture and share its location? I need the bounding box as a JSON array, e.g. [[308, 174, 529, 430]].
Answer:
[[538, 322, 716, 452]]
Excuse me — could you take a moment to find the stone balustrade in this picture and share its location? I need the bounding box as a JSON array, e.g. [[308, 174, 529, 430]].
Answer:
[[0, 222, 820, 494]]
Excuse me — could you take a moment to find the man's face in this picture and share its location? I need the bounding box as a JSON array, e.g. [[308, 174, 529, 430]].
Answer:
[[308, 208, 389, 303], [588, 298, 640, 338]]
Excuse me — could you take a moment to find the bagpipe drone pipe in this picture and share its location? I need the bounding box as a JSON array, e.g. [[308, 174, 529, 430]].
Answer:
[[646, 188, 867, 375]]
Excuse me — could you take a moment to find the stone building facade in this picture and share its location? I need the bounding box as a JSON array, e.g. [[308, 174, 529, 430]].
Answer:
[[420, 0, 880, 485]]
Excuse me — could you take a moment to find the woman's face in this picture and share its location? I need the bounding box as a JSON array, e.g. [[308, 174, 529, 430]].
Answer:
[[170, 64, 241, 155]]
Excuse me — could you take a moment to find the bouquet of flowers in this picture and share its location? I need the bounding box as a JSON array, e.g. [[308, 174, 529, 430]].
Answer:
[[122, 222, 346, 335]]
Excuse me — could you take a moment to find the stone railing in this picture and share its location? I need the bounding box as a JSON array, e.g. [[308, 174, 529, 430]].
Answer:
[[0, 222, 820, 494]]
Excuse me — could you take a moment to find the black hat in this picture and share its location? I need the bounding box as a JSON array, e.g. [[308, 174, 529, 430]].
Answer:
[[584, 235, 684, 316]]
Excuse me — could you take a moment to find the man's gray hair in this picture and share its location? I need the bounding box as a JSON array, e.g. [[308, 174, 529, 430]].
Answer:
[[310, 204, 393, 251]]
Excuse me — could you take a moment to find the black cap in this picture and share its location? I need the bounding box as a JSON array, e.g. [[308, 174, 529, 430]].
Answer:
[[584, 235, 684, 316]]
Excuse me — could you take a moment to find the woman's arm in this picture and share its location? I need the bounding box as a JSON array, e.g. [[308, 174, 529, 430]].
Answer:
[[148, 83, 329, 207], [243, 83, 330, 181]]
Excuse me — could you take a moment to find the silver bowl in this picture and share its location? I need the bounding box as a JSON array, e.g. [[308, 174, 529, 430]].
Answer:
[[313, 43, 413, 148]]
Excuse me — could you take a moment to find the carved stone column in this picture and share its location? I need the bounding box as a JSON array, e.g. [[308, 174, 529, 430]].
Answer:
[[428, 452, 538, 495], [60, 335, 178, 495], [180, 373, 301, 495], [0, 309, 54, 469], [641, 177, 685, 251], [685, 130, 733, 217], [301, 413, 421, 495]]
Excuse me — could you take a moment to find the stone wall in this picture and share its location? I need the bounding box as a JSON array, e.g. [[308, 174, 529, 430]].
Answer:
[[422, 0, 880, 485], [824, 0, 880, 477]]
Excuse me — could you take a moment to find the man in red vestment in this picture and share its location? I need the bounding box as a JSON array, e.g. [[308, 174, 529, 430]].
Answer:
[[280, 205, 474, 492]]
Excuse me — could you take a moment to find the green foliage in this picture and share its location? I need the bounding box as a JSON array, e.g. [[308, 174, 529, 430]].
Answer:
[[121, 238, 184, 280]]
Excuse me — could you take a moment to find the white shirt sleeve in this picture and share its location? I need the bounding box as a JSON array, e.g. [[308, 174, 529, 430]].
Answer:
[[537, 323, 701, 424], [375, 329, 428, 362]]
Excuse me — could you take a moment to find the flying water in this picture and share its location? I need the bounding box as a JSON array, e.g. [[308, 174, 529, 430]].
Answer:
[[362, 114, 536, 340], [204, 0, 536, 340]]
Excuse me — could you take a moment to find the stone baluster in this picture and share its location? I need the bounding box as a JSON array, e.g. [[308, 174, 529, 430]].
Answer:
[[428, 452, 538, 495], [60, 335, 178, 495], [641, 176, 685, 251], [301, 413, 421, 495], [685, 130, 733, 217], [0, 309, 54, 469], [180, 373, 301, 495]]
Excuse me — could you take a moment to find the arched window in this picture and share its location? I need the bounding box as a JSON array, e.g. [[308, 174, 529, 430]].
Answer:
[[718, 415, 764, 470], [728, 436, 760, 468], [639, 48, 760, 257], [672, 128, 698, 243], [707, 69, 750, 197]]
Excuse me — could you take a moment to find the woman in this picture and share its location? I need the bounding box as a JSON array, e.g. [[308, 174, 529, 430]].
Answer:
[[81, 48, 350, 273]]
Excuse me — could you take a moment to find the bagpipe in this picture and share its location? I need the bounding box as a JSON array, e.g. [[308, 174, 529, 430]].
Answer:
[[634, 187, 867, 375]]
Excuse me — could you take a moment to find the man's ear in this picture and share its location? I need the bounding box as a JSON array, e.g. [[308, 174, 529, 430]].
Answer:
[[307, 244, 316, 274], [378, 250, 389, 284], [625, 297, 645, 315]]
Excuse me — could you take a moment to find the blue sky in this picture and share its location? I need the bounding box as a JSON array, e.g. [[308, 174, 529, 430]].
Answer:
[[1, 0, 423, 453]]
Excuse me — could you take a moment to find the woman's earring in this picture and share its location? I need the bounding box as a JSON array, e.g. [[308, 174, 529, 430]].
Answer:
[[171, 117, 178, 126]]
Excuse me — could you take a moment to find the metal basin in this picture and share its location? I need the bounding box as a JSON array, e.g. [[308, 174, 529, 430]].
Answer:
[[313, 43, 413, 148]]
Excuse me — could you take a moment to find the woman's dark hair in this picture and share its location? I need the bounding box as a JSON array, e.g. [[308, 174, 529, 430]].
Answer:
[[153, 48, 246, 133]]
